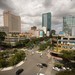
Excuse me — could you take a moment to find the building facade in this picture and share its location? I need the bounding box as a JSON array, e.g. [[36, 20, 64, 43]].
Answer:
[[34, 29, 44, 38], [52, 35, 75, 52], [42, 12, 51, 34], [63, 16, 75, 36], [3, 11, 21, 34]]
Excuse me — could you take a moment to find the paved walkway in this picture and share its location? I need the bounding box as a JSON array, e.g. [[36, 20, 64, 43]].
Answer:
[[45, 62, 54, 75], [45, 56, 55, 75]]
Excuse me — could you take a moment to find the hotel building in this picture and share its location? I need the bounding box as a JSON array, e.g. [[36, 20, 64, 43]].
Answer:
[[3, 11, 21, 34]]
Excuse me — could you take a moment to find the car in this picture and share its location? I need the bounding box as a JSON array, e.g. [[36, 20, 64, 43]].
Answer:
[[16, 68, 24, 75], [66, 67, 72, 71], [62, 67, 66, 70], [52, 66, 70, 71], [37, 63, 48, 68], [41, 63, 48, 67], [52, 67, 60, 71], [37, 63, 43, 68], [37, 73, 45, 75]]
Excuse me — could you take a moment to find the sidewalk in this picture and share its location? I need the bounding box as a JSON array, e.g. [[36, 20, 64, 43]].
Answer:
[[45, 56, 55, 75], [45, 62, 54, 75]]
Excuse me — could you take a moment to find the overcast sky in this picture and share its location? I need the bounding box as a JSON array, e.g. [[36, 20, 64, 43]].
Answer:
[[0, 0, 75, 33]]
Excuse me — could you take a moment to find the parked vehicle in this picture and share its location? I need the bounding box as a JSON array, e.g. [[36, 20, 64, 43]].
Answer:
[[37, 73, 45, 75], [53, 67, 60, 71], [53, 66, 71, 71]]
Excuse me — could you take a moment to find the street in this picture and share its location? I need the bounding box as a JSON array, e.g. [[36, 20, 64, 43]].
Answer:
[[0, 49, 56, 75]]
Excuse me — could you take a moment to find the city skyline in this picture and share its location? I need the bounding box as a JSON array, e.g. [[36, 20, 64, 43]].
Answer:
[[0, 0, 74, 33]]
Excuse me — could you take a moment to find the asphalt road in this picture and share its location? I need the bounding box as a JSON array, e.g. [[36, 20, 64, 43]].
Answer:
[[0, 49, 51, 75]]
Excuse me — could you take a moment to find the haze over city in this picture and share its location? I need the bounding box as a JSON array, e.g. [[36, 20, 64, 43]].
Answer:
[[0, 0, 74, 33]]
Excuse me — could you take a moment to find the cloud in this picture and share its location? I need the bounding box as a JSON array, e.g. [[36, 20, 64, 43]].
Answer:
[[0, 0, 75, 33], [52, 24, 63, 34], [0, 0, 15, 11], [43, 0, 52, 8]]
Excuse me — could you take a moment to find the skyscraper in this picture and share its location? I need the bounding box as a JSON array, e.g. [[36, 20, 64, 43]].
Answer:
[[3, 11, 21, 34], [42, 12, 51, 34], [63, 16, 75, 36]]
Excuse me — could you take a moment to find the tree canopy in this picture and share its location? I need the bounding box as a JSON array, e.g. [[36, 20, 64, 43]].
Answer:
[[0, 32, 6, 44], [56, 70, 75, 75], [60, 50, 75, 60]]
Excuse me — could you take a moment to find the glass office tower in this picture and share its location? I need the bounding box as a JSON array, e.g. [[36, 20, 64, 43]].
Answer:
[[63, 16, 75, 36], [42, 12, 51, 34]]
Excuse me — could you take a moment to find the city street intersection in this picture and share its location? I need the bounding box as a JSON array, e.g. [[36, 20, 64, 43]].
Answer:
[[0, 49, 56, 75]]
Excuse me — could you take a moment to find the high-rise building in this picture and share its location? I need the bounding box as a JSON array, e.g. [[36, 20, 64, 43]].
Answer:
[[3, 11, 21, 34], [63, 16, 75, 36], [42, 12, 51, 34]]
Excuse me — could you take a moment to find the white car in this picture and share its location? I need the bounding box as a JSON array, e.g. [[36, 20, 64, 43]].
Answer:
[[37, 73, 45, 75], [53, 66, 70, 71], [66, 67, 72, 71], [62, 67, 66, 70], [52, 67, 60, 71]]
